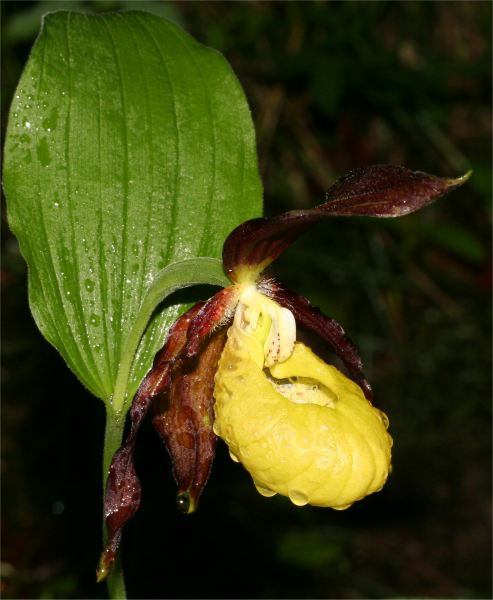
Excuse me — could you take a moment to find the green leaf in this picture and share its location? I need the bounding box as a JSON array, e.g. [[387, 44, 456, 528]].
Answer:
[[3, 10, 262, 405]]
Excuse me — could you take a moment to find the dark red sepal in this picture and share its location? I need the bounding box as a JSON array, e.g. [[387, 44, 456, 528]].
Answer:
[[321, 165, 470, 218], [262, 278, 373, 402], [223, 165, 471, 281], [96, 302, 204, 582], [182, 286, 236, 359], [150, 287, 235, 513], [97, 285, 238, 581], [152, 328, 227, 514]]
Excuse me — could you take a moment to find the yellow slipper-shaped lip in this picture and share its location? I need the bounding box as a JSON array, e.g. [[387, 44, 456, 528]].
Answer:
[[214, 297, 392, 509]]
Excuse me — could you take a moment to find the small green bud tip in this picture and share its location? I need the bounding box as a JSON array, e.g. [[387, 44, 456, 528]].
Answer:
[[176, 491, 196, 514]]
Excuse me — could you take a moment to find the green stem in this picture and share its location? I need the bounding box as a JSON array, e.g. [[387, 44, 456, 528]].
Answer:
[[103, 408, 127, 599], [111, 257, 229, 414]]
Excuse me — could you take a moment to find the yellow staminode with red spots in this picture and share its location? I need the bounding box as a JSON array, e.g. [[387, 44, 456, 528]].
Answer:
[[213, 286, 392, 509]]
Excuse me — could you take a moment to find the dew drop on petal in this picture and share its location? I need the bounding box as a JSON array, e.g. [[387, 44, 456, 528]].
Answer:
[[229, 450, 240, 463], [333, 503, 352, 511], [254, 481, 277, 497], [288, 490, 309, 506]]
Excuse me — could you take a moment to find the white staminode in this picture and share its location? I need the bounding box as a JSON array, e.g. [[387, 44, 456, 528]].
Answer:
[[236, 285, 296, 367]]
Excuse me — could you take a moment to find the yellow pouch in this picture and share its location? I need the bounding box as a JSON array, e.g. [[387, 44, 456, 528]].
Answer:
[[214, 320, 392, 509]]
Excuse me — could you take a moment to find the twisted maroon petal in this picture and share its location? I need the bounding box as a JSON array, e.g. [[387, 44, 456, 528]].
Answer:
[[97, 286, 238, 581], [262, 278, 373, 402], [223, 165, 471, 281], [97, 302, 204, 582]]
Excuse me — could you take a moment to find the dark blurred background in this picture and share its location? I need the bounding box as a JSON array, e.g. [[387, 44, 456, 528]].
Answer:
[[2, 1, 491, 598]]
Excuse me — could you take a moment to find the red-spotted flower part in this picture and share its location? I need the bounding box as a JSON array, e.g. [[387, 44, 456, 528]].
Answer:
[[97, 165, 470, 581]]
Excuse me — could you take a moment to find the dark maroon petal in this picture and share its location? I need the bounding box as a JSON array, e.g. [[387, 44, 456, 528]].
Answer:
[[223, 166, 471, 281], [151, 302, 206, 369], [152, 328, 227, 514], [182, 286, 236, 359], [96, 443, 139, 583], [97, 302, 204, 582], [262, 278, 373, 402], [97, 285, 238, 580], [148, 286, 236, 513]]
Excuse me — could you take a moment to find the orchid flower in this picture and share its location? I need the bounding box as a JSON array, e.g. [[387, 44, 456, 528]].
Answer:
[[97, 164, 469, 581]]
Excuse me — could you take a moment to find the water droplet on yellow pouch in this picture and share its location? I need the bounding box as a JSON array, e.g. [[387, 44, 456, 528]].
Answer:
[[229, 450, 240, 463], [333, 503, 352, 511], [288, 490, 309, 506], [254, 481, 276, 497]]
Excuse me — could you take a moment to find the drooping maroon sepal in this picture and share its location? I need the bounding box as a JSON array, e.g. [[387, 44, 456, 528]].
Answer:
[[151, 288, 235, 513], [97, 302, 205, 582], [97, 286, 237, 581], [152, 328, 227, 514], [262, 278, 373, 402], [223, 165, 471, 281]]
